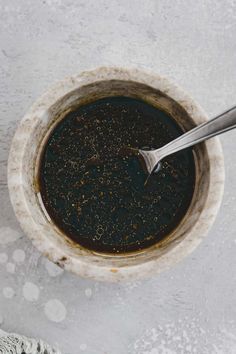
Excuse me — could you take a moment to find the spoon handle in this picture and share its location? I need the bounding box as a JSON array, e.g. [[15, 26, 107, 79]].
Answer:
[[159, 105, 236, 157]]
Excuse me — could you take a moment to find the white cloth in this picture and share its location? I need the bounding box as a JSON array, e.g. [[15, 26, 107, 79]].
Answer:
[[0, 329, 61, 354]]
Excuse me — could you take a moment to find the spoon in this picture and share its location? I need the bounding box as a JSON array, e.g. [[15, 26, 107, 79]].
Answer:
[[136, 105, 236, 175]]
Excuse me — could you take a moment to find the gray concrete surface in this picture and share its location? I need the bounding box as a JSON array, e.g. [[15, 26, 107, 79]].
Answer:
[[0, 0, 236, 353]]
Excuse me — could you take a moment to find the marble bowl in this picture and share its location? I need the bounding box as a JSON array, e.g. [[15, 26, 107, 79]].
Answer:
[[8, 67, 224, 282]]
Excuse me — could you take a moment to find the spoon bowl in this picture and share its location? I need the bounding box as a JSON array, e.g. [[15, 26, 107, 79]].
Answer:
[[138, 105, 236, 175]]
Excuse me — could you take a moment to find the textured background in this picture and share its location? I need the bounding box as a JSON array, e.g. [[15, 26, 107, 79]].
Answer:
[[0, 0, 236, 353]]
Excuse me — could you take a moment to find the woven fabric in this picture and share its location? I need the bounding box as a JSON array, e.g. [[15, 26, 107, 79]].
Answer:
[[0, 330, 61, 354]]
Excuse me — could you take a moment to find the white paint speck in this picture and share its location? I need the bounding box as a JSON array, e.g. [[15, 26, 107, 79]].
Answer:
[[186, 344, 192, 352], [85, 288, 92, 298], [0, 253, 8, 264], [0, 227, 21, 245], [44, 299, 67, 323], [149, 349, 158, 354], [6, 262, 15, 273], [44, 259, 64, 277], [80, 343, 87, 351], [12, 249, 25, 263], [22, 281, 40, 302], [3, 287, 15, 299]]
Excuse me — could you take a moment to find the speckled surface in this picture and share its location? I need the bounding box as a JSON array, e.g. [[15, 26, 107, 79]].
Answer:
[[1, 0, 236, 353]]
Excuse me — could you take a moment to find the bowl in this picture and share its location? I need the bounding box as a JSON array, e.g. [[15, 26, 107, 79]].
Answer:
[[8, 67, 224, 282]]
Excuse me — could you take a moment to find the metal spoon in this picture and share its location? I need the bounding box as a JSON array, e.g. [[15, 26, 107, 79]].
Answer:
[[137, 105, 236, 175]]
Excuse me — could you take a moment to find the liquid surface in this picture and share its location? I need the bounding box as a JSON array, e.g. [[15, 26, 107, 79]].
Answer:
[[39, 97, 195, 254]]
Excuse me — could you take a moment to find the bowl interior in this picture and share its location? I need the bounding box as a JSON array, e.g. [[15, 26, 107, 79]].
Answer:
[[20, 79, 210, 269]]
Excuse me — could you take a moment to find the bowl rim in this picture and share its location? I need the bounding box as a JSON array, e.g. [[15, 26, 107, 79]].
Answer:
[[7, 66, 225, 282]]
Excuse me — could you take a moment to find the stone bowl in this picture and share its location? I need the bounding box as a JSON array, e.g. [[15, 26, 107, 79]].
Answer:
[[8, 67, 224, 282]]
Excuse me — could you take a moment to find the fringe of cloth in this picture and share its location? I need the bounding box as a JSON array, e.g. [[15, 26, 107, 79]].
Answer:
[[0, 330, 61, 354]]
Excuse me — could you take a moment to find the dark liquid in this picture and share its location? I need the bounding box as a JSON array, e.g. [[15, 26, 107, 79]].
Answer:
[[39, 97, 195, 254]]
